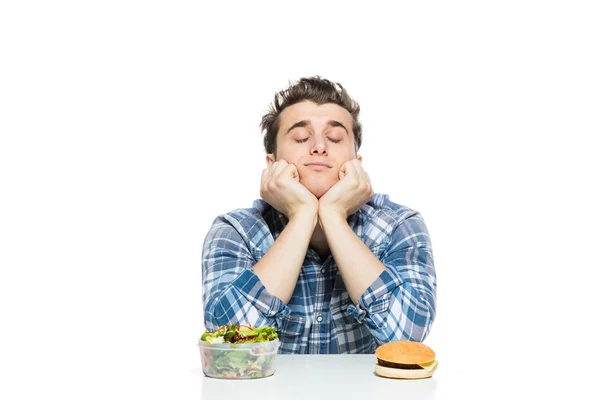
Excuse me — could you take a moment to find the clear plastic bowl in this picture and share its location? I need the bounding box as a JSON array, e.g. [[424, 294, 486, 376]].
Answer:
[[198, 339, 280, 379]]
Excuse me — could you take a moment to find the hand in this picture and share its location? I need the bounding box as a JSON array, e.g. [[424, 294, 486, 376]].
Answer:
[[260, 159, 318, 220], [318, 159, 374, 220]]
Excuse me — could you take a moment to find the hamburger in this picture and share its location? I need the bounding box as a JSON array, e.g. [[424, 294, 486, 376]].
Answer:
[[374, 340, 438, 379]]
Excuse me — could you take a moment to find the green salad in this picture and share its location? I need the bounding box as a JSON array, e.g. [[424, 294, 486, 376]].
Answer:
[[199, 324, 279, 379], [200, 324, 278, 344]]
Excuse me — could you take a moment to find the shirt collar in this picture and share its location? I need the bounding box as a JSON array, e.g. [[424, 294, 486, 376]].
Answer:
[[252, 199, 364, 241]]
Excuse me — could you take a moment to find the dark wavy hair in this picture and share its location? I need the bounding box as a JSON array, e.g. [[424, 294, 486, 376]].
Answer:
[[260, 76, 362, 156]]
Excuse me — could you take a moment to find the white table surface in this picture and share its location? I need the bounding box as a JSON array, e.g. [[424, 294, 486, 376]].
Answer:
[[196, 354, 441, 400], [4, 341, 595, 399], [192, 353, 595, 400]]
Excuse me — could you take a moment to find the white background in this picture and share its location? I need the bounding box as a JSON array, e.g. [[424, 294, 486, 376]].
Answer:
[[1, 1, 599, 399]]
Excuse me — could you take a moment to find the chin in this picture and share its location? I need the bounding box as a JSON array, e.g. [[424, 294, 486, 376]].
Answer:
[[309, 187, 328, 199], [301, 178, 335, 199]]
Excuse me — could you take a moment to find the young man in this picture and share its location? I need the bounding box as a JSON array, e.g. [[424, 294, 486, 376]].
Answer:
[[202, 77, 436, 354]]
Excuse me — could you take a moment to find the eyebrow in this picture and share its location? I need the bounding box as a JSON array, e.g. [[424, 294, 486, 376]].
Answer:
[[327, 120, 349, 135], [285, 119, 349, 135]]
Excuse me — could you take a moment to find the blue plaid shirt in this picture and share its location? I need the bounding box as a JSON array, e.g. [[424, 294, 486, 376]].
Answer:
[[202, 193, 436, 354]]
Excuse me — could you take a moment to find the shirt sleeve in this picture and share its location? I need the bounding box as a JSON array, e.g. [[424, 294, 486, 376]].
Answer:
[[347, 212, 437, 344], [202, 216, 291, 331]]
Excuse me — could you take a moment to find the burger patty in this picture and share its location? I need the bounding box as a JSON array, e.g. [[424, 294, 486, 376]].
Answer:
[[377, 359, 424, 369]]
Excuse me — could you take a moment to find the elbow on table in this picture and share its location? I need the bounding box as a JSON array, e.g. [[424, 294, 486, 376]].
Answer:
[[202, 296, 236, 331], [408, 312, 435, 343], [404, 297, 436, 342], [380, 289, 435, 343], [203, 295, 274, 332]]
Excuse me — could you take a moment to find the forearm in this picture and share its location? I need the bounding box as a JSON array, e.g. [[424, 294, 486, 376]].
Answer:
[[253, 209, 317, 303], [319, 211, 385, 304], [343, 214, 437, 343]]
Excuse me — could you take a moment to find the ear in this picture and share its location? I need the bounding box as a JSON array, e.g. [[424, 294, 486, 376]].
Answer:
[[266, 154, 275, 166], [357, 154, 363, 163]]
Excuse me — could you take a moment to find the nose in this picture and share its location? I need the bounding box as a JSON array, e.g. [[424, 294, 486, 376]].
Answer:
[[310, 137, 327, 155]]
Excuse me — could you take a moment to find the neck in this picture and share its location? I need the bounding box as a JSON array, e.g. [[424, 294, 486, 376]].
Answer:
[[310, 223, 330, 261]]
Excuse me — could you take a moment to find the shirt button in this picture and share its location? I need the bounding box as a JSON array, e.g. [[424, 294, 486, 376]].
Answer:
[[316, 315, 323, 323], [321, 268, 326, 274]]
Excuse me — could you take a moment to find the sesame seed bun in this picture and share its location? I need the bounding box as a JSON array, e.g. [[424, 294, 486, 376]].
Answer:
[[375, 340, 436, 364]]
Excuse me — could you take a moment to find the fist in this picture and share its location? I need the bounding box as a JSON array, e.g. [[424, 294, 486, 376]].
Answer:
[[260, 159, 318, 219], [318, 159, 374, 219]]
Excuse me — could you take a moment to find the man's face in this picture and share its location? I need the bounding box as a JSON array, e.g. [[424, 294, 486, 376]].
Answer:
[[267, 100, 360, 199]]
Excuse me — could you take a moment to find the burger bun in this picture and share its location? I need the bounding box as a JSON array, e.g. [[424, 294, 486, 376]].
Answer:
[[374, 340, 438, 379], [374, 363, 437, 380]]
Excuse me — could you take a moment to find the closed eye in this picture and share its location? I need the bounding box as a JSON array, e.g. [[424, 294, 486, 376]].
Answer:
[[295, 137, 341, 143]]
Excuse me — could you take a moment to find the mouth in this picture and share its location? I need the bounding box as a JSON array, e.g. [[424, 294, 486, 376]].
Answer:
[[304, 163, 332, 171]]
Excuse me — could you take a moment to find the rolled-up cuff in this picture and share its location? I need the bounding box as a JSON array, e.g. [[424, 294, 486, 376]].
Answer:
[[231, 268, 291, 320], [347, 267, 403, 324]]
